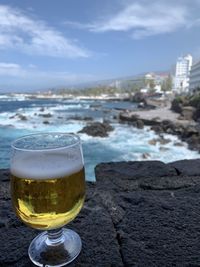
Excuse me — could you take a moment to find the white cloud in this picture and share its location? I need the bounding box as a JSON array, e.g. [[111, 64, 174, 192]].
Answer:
[[0, 63, 26, 76], [90, 2, 188, 38], [0, 5, 90, 58], [67, 0, 199, 39]]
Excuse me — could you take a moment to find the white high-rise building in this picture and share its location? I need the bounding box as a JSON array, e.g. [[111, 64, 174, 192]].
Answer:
[[174, 54, 193, 92], [189, 60, 200, 91]]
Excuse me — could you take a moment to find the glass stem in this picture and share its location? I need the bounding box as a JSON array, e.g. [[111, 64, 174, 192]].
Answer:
[[46, 228, 64, 246]]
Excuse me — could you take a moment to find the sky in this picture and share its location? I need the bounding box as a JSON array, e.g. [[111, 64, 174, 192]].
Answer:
[[0, 0, 200, 92]]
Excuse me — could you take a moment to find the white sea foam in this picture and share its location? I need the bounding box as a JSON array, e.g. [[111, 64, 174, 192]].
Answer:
[[79, 124, 200, 180], [1, 97, 200, 182], [11, 150, 83, 180], [49, 103, 88, 111]]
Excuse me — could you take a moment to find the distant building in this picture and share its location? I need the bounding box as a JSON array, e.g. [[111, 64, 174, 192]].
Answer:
[[189, 60, 200, 91], [119, 72, 169, 93], [144, 72, 169, 93], [174, 54, 193, 92]]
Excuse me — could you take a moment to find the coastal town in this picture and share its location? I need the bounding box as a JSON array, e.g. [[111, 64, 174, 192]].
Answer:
[[4, 53, 200, 156], [7, 53, 199, 99]]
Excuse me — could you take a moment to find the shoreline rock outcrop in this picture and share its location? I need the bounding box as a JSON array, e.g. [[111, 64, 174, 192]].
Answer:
[[78, 121, 114, 137], [119, 110, 200, 152]]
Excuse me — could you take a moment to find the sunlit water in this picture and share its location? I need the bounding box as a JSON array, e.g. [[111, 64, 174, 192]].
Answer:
[[1, 95, 200, 181]]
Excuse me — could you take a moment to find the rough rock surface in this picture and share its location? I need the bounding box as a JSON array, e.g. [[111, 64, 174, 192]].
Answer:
[[78, 122, 114, 137], [119, 110, 200, 152], [0, 170, 122, 267], [2, 159, 200, 266]]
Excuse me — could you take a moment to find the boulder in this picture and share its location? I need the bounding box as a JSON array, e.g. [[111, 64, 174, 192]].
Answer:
[[159, 137, 171, 145], [150, 125, 163, 133], [171, 99, 183, 113], [43, 120, 50, 124], [136, 120, 144, 129], [119, 112, 139, 123], [148, 137, 171, 146], [78, 122, 114, 137], [39, 113, 52, 118], [174, 142, 184, 147], [148, 139, 157, 145], [18, 114, 27, 121], [182, 125, 199, 138], [142, 153, 151, 159]]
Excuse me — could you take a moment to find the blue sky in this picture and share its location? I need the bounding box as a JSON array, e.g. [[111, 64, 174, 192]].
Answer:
[[0, 0, 200, 92]]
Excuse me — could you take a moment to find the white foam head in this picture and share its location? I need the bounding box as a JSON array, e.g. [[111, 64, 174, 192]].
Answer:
[[11, 149, 84, 180]]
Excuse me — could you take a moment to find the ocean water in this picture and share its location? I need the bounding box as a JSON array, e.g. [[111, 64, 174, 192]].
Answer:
[[0, 95, 200, 181]]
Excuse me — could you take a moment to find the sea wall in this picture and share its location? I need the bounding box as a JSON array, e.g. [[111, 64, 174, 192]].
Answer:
[[1, 159, 200, 266]]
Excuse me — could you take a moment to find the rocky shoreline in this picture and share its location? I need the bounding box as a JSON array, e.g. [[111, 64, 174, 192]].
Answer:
[[2, 159, 200, 266], [118, 106, 200, 152], [11, 101, 200, 152]]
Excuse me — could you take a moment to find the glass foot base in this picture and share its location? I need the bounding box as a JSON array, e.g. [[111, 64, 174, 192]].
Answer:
[[28, 228, 82, 267]]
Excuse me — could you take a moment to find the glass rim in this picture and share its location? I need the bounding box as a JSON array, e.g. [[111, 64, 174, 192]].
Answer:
[[11, 132, 81, 152]]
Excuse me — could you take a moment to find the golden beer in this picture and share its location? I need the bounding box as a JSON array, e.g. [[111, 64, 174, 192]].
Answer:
[[11, 167, 85, 230], [11, 133, 86, 266]]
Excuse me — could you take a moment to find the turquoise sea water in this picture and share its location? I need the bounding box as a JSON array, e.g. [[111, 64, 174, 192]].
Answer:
[[0, 95, 200, 181]]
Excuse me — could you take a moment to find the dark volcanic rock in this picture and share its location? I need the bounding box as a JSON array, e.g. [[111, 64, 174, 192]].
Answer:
[[39, 113, 52, 118], [136, 119, 144, 129], [68, 115, 93, 121], [119, 112, 160, 126], [3, 159, 200, 266], [119, 112, 139, 123], [78, 122, 114, 137], [171, 98, 184, 113], [150, 125, 163, 133], [95, 160, 200, 267], [115, 186, 200, 267], [148, 137, 171, 146], [18, 114, 27, 121], [43, 120, 50, 124], [168, 159, 200, 176], [95, 161, 178, 192], [0, 171, 123, 267]]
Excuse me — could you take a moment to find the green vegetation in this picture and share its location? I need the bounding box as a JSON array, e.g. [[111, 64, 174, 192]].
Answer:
[[54, 74, 174, 97], [172, 90, 200, 114], [57, 86, 122, 96], [161, 75, 173, 92], [56, 82, 144, 97], [189, 94, 200, 108]]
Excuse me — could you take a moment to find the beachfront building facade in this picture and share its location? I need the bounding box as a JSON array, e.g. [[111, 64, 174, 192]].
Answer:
[[189, 60, 200, 91], [174, 54, 193, 93], [144, 72, 170, 93]]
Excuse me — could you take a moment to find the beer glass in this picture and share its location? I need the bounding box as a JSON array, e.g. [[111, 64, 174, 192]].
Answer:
[[10, 133, 85, 266]]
